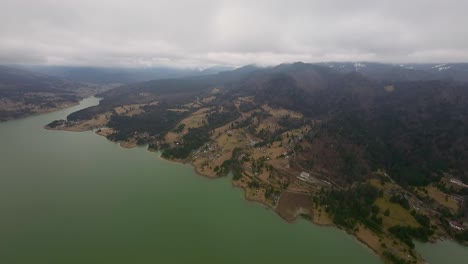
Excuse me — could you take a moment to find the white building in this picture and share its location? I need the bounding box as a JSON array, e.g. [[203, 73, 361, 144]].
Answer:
[[449, 221, 464, 231]]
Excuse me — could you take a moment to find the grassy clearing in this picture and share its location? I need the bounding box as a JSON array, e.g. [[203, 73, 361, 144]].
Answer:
[[179, 107, 210, 131], [201, 96, 216, 103], [214, 130, 245, 152], [113, 104, 145, 116], [256, 119, 280, 133], [166, 108, 190, 112], [375, 197, 420, 228], [425, 186, 459, 212], [262, 104, 303, 118], [368, 179, 420, 228], [165, 131, 180, 143]]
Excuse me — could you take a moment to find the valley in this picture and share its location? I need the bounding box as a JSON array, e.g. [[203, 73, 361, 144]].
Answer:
[[0, 66, 112, 121]]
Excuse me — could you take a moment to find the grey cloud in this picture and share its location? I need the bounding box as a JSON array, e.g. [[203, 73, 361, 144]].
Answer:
[[1, 0, 467, 67]]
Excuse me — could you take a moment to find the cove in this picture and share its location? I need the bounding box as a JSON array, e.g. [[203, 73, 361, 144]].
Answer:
[[0, 97, 461, 264]]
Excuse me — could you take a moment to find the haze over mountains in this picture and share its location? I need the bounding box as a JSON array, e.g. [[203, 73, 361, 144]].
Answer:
[[2, 61, 468, 122], [58, 61, 468, 187], [0, 64, 235, 120], [17, 65, 234, 84]]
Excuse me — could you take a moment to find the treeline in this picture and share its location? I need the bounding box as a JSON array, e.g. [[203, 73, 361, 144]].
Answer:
[[390, 194, 410, 209]]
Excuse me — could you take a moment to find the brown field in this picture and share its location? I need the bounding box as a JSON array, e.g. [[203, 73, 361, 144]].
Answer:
[[277, 192, 314, 221], [310, 206, 333, 225], [233, 177, 270, 205], [95, 127, 115, 137], [165, 131, 181, 143], [192, 158, 217, 177]]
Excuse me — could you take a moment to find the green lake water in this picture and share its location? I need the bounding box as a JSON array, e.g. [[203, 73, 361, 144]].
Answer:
[[0, 97, 465, 264]]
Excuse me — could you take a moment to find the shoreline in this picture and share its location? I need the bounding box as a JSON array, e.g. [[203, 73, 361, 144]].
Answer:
[[155, 146, 386, 260], [1, 101, 80, 123], [49, 125, 436, 264], [145, 144, 434, 264]]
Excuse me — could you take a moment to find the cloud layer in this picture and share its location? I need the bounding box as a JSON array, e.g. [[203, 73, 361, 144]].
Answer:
[[1, 0, 468, 67]]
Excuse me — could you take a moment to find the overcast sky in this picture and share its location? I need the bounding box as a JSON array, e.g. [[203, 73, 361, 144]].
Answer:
[[1, 0, 468, 68]]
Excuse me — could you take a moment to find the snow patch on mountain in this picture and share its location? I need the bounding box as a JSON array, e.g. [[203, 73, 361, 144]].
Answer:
[[432, 64, 451, 71]]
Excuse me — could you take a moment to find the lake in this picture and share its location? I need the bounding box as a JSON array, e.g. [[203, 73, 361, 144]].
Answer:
[[0, 97, 465, 263]]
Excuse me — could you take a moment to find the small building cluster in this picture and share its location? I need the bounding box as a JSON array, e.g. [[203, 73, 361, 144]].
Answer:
[[449, 221, 464, 231], [450, 178, 468, 188], [192, 143, 222, 161]]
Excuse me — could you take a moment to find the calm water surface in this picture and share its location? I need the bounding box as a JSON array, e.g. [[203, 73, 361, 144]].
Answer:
[[0, 97, 464, 263]]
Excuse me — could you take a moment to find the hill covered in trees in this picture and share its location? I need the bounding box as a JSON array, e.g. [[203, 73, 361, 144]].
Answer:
[[49, 62, 468, 263]]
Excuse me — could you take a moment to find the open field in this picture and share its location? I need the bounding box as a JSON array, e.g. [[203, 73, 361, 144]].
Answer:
[[375, 197, 420, 228], [425, 186, 459, 212]]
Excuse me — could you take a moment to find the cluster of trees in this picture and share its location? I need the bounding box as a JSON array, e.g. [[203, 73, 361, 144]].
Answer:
[[172, 124, 185, 133], [238, 101, 257, 112], [316, 183, 382, 232], [162, 127, 210, 159], [206, 107, 239, 129], [454, 230, 468, 242], [388, 225, 430, 248], [389, 194, 410, 210], [411, 211, 430, 228], [46, 119, 66, 128], [251, 157, 267, 175], [277, 115, 306, 130], [264, 187, 280, 200], [107, 108, 184, 142], [382, 251, 412, 264], [388, 210, 433, 249], [217, 148, 244, 180]]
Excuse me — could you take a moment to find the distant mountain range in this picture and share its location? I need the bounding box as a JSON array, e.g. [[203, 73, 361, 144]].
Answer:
[[0, 64, 234, 120], [16, 65, 235, 84], [65, 61, 468, 186], [318, 62, 468, 82]]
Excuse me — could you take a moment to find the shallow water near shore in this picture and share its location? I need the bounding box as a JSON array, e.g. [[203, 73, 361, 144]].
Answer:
[[0, 97, 464, 263]]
